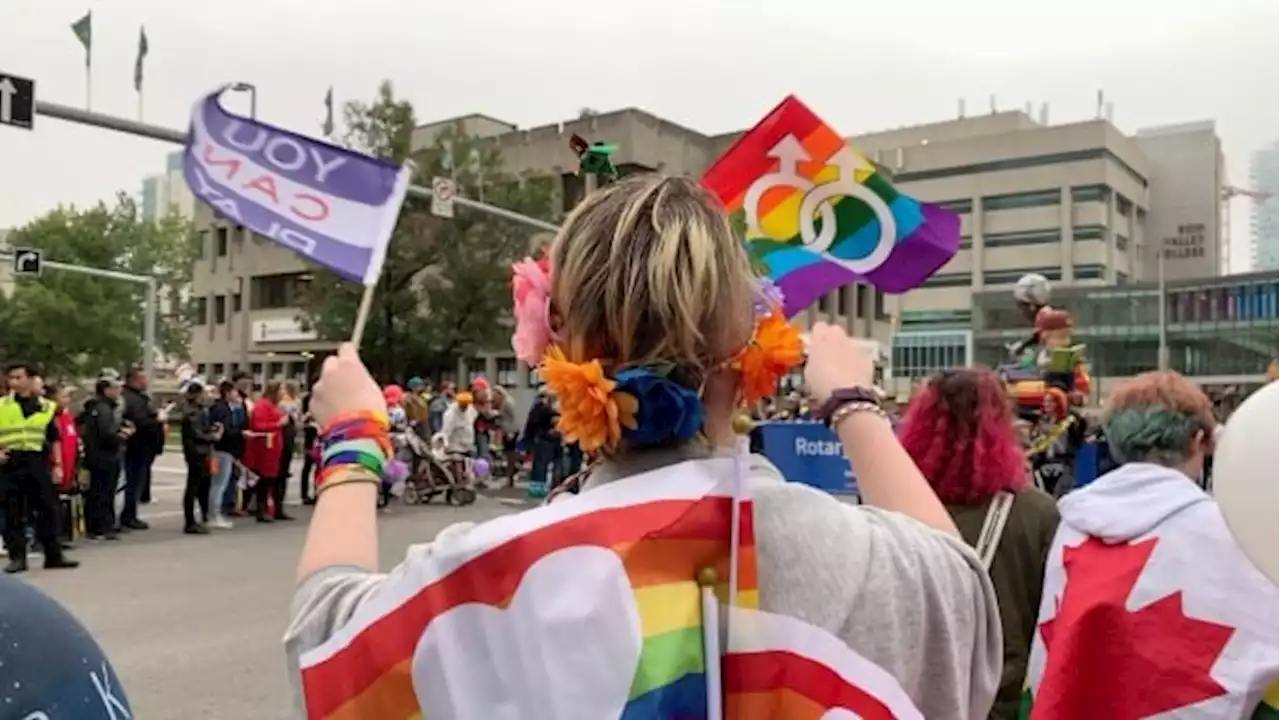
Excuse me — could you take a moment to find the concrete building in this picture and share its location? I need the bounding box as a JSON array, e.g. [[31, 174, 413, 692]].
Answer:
[[188, 108, 894, 406], [1250, 141, 1279, 271], [1133, 121, 1226, 279], [140, 151, 197, 222], [866, 110, 1151, 397]]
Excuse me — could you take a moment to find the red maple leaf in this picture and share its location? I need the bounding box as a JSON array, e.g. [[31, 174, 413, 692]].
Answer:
[[1033, 536, 1236, 720]]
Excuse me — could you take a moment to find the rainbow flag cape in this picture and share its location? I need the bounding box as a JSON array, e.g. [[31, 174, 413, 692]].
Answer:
[[298, 458, 757, 719], [297, 456, 924, 718], [701, 95, 960, 318], [725, 606, 922, 719]]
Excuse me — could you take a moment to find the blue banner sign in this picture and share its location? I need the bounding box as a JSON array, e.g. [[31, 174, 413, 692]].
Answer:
[[758, 422, 859, 496]]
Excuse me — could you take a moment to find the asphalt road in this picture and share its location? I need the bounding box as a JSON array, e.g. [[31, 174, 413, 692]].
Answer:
[[22, 452, 534, 720]]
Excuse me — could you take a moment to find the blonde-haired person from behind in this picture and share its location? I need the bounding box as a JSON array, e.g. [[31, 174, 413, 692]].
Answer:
[[285, 175, 1001, 719]]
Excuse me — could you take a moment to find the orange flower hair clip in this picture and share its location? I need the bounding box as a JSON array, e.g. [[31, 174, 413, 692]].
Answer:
[[736, 308, 805, 406], [536, 275, 803, 452]]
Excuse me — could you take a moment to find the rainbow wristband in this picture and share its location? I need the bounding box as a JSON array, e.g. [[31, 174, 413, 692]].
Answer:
[[317, 410, 392, 491]]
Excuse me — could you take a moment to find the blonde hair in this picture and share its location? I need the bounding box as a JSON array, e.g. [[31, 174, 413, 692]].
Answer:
[[550, 174, 755, 380]]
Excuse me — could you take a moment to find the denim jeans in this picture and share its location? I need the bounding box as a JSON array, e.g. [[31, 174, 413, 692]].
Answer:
[[221, 460, 240, 515], [120, 450, 154, 523], [210, 451, 235, 517], [529, 439, 556, 491]]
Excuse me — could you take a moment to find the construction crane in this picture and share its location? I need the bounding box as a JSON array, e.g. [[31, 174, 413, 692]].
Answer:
[[1221, 185, 1274, 272]]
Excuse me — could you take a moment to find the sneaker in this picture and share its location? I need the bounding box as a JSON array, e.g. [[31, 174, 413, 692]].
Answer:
[[183, 524, 210, 535], [121, 518, 149, 531], [209, 516, 234, 530]]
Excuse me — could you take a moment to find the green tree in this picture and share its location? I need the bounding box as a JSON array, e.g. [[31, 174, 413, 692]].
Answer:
[[299, 81, 559, 380], [0, 194, 199, 381]]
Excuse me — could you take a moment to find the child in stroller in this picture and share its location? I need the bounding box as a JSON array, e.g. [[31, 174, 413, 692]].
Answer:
[[391, 431, 476, 506]]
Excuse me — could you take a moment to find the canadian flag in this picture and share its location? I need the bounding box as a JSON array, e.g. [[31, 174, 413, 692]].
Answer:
[[1023, 463, 1279, 719]]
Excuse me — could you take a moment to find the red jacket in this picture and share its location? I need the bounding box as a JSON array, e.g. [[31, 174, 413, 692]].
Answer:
[[243, 398, 285, 479], [52, 410, 79, 491]]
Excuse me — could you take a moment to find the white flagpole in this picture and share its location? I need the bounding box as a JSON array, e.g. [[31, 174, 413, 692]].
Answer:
[[350, 283, 377, 347]]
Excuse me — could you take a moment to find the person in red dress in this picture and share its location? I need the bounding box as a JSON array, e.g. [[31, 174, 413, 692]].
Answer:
[[243, 380, 290, 522], [48, 385, 79, 495]]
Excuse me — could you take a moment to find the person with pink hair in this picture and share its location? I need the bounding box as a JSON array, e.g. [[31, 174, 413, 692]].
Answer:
[[898, 368, 1059, 720]]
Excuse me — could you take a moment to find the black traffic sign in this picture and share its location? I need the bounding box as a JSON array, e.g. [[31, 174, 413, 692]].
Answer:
[[0, 72, 35, 130], [12, 248, 42, 276]]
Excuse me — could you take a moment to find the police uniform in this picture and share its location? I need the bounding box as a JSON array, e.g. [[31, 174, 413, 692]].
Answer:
[[0, 393, 75, 570]]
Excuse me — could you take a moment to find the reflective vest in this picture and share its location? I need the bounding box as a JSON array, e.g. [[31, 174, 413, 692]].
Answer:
[[0, 395, 56, 452]]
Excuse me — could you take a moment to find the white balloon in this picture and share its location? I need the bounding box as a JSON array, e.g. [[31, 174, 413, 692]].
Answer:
[[1213, 382, 1279, 585]]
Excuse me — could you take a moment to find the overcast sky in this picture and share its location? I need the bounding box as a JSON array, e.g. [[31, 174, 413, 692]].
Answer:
[[1, 0, 1276, 270]]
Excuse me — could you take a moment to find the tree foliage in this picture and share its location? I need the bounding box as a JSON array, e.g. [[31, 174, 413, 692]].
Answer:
[[298, 81, 560, 381], [0, 194, 200, 381]]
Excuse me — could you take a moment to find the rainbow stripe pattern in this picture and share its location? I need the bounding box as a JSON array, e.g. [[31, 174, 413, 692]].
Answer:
[[723, 607, 923, 719], [701, 95, 960, 318], [297, 463, 757, 719]]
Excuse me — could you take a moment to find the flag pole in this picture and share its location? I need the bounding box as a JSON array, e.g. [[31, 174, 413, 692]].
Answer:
[[350, 283, 377, 348]]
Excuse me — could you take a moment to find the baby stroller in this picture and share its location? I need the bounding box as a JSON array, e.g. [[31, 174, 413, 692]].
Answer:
[[395, 430, 477, 507]]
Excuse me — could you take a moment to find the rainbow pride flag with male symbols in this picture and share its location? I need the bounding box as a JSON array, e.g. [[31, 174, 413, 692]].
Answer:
[[701, 95, 960, 318]]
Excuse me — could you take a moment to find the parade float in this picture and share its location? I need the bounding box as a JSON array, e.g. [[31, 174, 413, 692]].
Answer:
[[1000, 274, 1094, 494]]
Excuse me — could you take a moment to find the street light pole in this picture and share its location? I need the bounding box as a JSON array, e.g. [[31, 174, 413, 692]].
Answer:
[[1157, 242, 1170, 371], [230, 82, 258, 371], [230, 82, 257, 120]]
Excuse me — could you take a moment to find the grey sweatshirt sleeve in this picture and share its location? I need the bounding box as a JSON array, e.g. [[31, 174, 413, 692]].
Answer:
[[282, 521, 479, 713], [752, 481, 1003, 720]]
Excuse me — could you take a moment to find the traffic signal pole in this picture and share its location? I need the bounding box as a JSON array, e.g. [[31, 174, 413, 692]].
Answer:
[[35, 100, 562, 234], [0, 247, 157, 383]]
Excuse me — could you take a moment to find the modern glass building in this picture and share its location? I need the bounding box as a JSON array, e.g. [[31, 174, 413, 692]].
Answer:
[[971, 271, 1278, 388], [1250, 142, 1279, 271]]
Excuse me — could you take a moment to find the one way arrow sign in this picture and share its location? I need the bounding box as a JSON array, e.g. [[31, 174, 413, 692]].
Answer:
[[0, 72, 35, 131]]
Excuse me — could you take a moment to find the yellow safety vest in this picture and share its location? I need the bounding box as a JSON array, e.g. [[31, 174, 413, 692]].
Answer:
[[0, 395, 56, 451]]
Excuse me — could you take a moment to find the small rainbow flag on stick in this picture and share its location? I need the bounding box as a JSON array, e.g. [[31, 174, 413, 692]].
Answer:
[[701, 96, 960, 318]]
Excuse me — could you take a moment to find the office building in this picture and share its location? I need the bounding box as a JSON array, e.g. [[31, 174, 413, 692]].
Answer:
[[1132, 122, 1226, 279], [873, 110, 1151, 396], [188, 107, 894, 406], [1250, 142, 1279, 271], [140, 151, 197, 223], [968, 271, 1277, 398]]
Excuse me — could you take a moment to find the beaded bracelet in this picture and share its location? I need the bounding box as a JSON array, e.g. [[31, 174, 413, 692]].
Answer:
[[316, 410, 393, 493], [315, 465, 381, 497]]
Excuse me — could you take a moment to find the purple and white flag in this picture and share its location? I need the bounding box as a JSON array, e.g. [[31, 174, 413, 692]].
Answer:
[[183, 88, 412, 286]]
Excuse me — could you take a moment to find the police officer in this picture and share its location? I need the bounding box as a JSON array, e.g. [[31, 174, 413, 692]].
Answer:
[[0, 363, 79, 573]]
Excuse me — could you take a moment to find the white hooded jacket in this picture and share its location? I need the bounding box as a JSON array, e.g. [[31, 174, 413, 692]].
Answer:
[[1026, 461, 1279, 718]]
